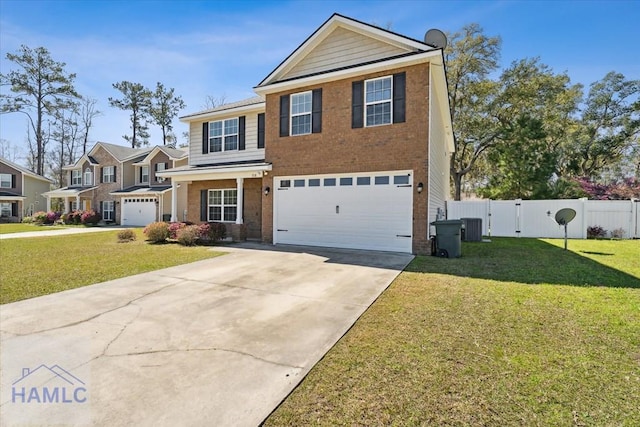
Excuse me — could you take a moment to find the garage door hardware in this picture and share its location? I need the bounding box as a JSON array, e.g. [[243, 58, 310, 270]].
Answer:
[[396, 234, 411, 238]]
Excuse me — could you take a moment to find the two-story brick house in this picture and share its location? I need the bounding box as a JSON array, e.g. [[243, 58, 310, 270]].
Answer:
[[44, 142, 188, 225], [0, 156, 52, 222], [160, 14, 453, 254]]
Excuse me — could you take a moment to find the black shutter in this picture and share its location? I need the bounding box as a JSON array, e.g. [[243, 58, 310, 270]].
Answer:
[[257, 113, 265, 149], [352, 81, 364, 128], [11, 202, 18, 217], [238, 116, 246, 150], [202, 122, 209, 154], [100, 167, 104, 183], [279, 95, 289, 137], [154, 163, 158, 172], [139, 168, 142, 183], [99, 201, 103, 215], [11, 174, 16, 188], [200, 189, 208, 222], [113, 166, 117, 183], [312, 89, 322, 134], [393, 72, 406, 123]]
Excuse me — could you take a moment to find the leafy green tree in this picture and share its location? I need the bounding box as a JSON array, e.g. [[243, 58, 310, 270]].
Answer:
[[149, 82, 185, 146], [108, 81, 152, 148], [567, 72, 640, 179], [445, 24, 502, 200], [0, 45, 79, 175]]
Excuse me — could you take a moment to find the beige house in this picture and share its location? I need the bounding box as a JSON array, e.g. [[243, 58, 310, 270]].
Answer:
[[44, 142, 188, 225], [159, 14, 453, 254], [0, 157, 52, 222]]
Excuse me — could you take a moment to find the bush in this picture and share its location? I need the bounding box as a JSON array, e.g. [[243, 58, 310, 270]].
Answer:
[[62, 210, 82, 225], [611, 227, 625, 239], [168, 222, 187, 239], [587, 225, 607, 239], [33, 211, 60, 225], [143, 221, 170, 243], [176, 225, 199, 246], [81, 209, 101, 225], [117, 229, 137, 243], [22, 216, 34, 224], [205, 222, 227, 242]]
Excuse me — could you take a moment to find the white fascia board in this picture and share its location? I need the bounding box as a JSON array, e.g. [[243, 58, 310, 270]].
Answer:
[[180, 102, 265, 123], [254, 50, 441, 96]]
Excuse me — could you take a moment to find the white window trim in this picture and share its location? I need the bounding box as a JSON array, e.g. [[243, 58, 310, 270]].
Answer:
[[140, 166, 149, 184], [207, 188, 237, 223], [290, 91, 312, 136], [71, 170, 82, 186], [103, 166, 115, 183], [83, 167, 93, 186], [209, 118, 239, 152], [364, 75, 393, 127], [102, 201, 115, 221], [0, 173, 11, 188]]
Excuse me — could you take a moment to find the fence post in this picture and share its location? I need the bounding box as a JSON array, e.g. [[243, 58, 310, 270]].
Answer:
[[580, 197, 588, 239]]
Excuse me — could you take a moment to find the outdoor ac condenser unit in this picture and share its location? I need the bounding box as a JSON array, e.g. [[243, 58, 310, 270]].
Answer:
[[461, 218, 483, 242]]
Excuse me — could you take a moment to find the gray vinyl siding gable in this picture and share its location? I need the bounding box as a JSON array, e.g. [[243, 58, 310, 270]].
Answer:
[[23, 176, 50, 214], [189, 113, 265, 166], [283, 27, 411, 80]]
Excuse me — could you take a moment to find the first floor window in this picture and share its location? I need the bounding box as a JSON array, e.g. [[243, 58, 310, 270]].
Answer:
[[209, 118, 238, 152], [71, 170, 82, 186], [103, 166, 115, 183], [70, 201, 78, 211], [365, 76, 392, 126], [290, 91, 312, 135], [208, 189, 237, 222], [102, 201, 115, 221], [0, 202, 11, 217], [0, 173, 12, 188]]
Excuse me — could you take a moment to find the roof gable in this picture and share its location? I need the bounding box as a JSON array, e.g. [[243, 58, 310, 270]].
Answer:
[[135, 145, 188, 164], [0, 156, 52, 182], [258, 13, 434, 87]]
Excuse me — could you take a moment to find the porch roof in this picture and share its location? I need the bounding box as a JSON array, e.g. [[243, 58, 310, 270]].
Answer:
[[110, 185, 172, 197], [156, 161, 272, 181], [0, 192, 26, 201], [43, 186, 98, 198]]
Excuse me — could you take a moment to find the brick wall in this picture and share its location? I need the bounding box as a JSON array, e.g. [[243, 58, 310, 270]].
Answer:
[[91, 146, 121, 223], [262, 62, 431, 253]]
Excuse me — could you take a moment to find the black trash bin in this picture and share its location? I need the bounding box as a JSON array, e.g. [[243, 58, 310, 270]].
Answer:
[[430, 220, 463, 258]]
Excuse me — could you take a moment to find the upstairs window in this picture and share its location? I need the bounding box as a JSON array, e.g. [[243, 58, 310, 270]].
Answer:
[[140, 166, 149, 184], [83, 168, 93, 186], [102, 166, 115, 183], [0, 173, 12, 188], [71, 170, 82, 186], [291, 91, 312, 135], [209, 118, 238, 152], [365, 76, 392, 126]]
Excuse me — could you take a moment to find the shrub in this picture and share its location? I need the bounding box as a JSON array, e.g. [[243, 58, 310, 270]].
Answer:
[[143, 221, 169, 243], [206, 222, 227, 242], [176, 225, 199, 246], [62, 210, 82, 225], [587, 225, 607, 239], [22, 216, 34, 224], [117, 229, 137, 243], [81, 209, 101, 225], [611, 227, 625, 239], [168, 222, 187, 239], [33, 211, 60, 225]]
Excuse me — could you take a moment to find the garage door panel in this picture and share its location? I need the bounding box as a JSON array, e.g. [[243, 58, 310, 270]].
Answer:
[[275, 172, 413, 253], [121, 198, 157, 226]]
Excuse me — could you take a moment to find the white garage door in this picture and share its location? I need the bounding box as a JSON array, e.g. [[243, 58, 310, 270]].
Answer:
[[121, 197, 157, 226], [274, 171, 413, 253]]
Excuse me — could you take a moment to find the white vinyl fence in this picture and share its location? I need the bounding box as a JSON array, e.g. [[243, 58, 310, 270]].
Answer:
[[447, 198, 639, 239]]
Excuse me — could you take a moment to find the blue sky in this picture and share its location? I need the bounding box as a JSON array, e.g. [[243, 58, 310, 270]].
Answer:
[[1, 0, 639, 166]]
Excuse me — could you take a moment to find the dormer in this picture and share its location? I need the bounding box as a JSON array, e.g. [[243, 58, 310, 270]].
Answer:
[[180, 96, 265, 167]]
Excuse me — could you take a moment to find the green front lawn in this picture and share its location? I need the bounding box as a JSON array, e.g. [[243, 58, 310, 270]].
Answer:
[[0, 223, 66, 234], [266, 238, 640, 426], [0, 229, 224, 304]]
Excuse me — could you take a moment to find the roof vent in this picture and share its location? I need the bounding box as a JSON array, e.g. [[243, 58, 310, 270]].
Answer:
[[424, 28, 447, 49]]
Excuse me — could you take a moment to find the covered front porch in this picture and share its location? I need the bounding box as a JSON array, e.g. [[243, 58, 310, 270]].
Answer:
[[43, 187, 97, 213], [0, 193, 25, 222], [157, 162, 271, 240]]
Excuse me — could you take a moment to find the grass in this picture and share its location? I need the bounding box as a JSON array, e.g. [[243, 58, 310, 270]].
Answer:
[[0, 223, 66, 234], [265, 238, 640, 426], [0, 229, 224, 304]]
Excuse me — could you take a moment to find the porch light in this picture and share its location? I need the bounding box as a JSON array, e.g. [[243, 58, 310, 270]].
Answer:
[[417, 182, 424, 193], [264, 186, 270, 196]]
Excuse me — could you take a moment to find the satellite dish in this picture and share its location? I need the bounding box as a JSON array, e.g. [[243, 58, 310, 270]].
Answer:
[[424, 28, 447, 49], [555, 208, 576, 226]]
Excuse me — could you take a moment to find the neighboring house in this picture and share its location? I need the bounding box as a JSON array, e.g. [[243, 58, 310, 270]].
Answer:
[[0, 157, 52, 222], [159, 14, 454, 254], [44, 142, 188, 226]]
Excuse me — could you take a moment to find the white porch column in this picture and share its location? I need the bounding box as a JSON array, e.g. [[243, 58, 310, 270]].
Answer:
[[171, 180, 179, 222], [46, 196, 51, 212], [75, 195, 80, 211], [235, 177, 244, 224]]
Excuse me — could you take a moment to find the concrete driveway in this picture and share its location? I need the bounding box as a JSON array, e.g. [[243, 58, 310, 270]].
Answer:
[[0, 244, 413, 426]]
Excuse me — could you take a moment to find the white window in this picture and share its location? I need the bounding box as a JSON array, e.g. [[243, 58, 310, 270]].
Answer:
[[0, 173, 12, 188], [71, 170, 82, 186], [209, 118, 238, 152], [70, 201, 78, 211], [290, 91, 312, 135], [140, 166, 149, 184], [365, 76, 392, 126], [83, 167, 93, 186], [0, 202, 11, 217], [102, 166, 115, 183], [208, 189, 237, 222], [102, 201, 115, 221]]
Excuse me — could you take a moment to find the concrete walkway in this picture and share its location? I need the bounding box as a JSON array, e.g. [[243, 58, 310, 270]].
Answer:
[[0, 226, 127, 239], [0, 244, 413, 426]]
